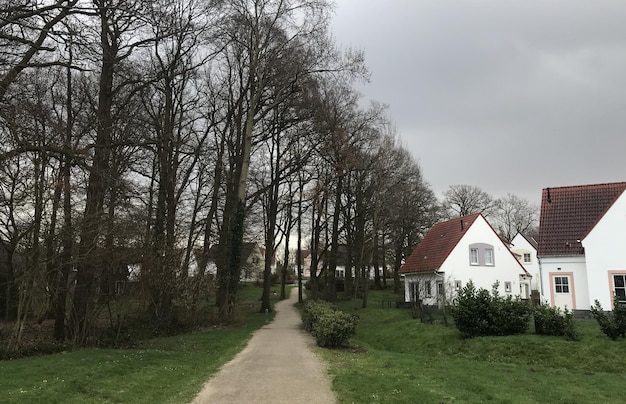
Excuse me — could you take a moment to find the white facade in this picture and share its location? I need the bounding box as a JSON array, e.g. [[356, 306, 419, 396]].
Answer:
[[403, 216, 530, 305], [582, 190, 626, 309], [538, 256, 587, 310], [510, 233, 541, 292]]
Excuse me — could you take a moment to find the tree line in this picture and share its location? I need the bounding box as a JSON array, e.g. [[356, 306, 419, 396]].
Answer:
[[0, 0, 537, 349], [0, 0, 443, 348]]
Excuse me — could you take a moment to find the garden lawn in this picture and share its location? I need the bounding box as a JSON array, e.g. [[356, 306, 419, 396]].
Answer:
[[0, 284, 283, 404], [321, 291, 626, 404]]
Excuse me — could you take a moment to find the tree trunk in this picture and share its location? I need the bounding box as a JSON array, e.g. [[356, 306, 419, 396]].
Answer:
[[71, 5, 117, 343], [325, 175, 342, 302]]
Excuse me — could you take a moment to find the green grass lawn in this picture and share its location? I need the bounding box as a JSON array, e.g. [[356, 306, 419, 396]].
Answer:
[[0, 284, 283, 404], [322, 291, 626, 404]]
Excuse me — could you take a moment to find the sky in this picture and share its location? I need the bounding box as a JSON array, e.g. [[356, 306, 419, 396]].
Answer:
[[330, 0, 626, 206]]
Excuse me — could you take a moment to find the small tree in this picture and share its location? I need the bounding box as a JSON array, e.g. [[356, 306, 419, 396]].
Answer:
[[590, 297, 626, 340]]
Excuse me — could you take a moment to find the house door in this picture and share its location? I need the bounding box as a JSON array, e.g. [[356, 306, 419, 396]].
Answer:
[[520, 282, 530, 300], [552, 274, 574, 309]]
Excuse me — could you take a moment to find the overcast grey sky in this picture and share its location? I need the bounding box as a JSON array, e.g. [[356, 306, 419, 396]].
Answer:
[[331, 0, 626, 205]]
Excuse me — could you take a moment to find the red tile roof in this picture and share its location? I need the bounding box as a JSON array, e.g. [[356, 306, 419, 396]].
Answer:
[[400, 213, 481, 274], [537, 182, 626, 256]]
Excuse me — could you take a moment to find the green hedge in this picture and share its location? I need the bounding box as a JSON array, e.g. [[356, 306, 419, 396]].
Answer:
[[301, 300, 358, 348], [451, 281, 531, 338], [533, 304, 579, 341]]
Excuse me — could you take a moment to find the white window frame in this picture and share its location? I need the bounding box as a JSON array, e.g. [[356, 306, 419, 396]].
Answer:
[[484, 248, 494, 266], [504, 281, 512, 293], [523, 253, 531, 263], [469, 248, 479, 265], [425, 280, 432, 297], [554, 276, 570, 293], [455, 280, 462, 291]]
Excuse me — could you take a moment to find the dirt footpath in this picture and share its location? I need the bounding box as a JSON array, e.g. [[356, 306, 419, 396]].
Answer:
[[191, 288, 337, 404]]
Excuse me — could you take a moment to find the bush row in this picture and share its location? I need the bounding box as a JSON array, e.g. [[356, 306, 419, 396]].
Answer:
[[451, 281, 578, 340], [301, 300, 358, 348]]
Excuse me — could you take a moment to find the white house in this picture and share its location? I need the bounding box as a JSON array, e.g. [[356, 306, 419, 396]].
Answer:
[[400, 213, 530, 305], [509, 233, 540, 296], [538, 182, 626, 311]]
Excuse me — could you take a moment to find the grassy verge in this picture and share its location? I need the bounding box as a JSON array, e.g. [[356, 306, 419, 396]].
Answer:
[[321, 290, 626, 404], [0, 284, 284, 404]]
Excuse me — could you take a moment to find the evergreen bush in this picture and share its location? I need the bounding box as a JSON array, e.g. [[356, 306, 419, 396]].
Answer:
[[590, 297, 626, 340], [301, 300, 332, 332], [312, 310, 359, 348], [301, 299, 358, 347], [451, 281, 531, 338], [533, 304, 579, 341]]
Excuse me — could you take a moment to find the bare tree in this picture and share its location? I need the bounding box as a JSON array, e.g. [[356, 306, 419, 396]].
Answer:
[[492, 193, 538, 242], [0, 0, 78, 100], [212, 0, 363, 317], [385, 146, 439, 295], [442, 184, 499, 218]]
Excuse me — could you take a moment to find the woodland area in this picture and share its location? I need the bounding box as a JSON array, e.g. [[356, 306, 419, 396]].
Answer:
[[0, 0, 442, 350]]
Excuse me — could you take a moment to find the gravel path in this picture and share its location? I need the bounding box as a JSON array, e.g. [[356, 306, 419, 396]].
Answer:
[[191, 288, 337, 404]]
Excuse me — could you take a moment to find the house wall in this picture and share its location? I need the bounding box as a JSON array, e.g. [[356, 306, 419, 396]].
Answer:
[[510, 234, 541, 291], [403, 272, 442, 305], [582, 190, 626, 309], [403, 216, 529, 304], [539, 256, 587, 310]]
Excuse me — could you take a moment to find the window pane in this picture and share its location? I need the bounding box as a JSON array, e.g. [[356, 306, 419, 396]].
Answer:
[[556, 285, 562, 293], [616, 288, 626, 299], [470, 248, 478, 264], [562, 285, 569, 293], [485, 249, 493, 265], [615, 275, 625, 288]]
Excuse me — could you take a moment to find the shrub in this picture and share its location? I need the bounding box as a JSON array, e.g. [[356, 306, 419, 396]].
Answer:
[[312, 310, 359, 348], [590, 297, 626, 340], [301, 300, 335, 332], [301, 299, 359, 348], [534, 304, 579, 341], [451, 281, 531, 338]]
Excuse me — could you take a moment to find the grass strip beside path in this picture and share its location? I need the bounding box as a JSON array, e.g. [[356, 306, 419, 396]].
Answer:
[[0, 285, 282, 403]]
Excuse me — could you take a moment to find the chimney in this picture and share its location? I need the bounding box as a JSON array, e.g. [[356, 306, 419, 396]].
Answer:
[[546, 187, 552, 203], [460, 220, 464, 231]]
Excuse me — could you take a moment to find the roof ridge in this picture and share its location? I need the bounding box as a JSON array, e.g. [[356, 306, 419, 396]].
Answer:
[[543, 181, 626, 192]]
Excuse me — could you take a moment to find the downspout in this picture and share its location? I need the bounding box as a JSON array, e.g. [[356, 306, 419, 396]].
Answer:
[[538, 256, 544, 299]]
